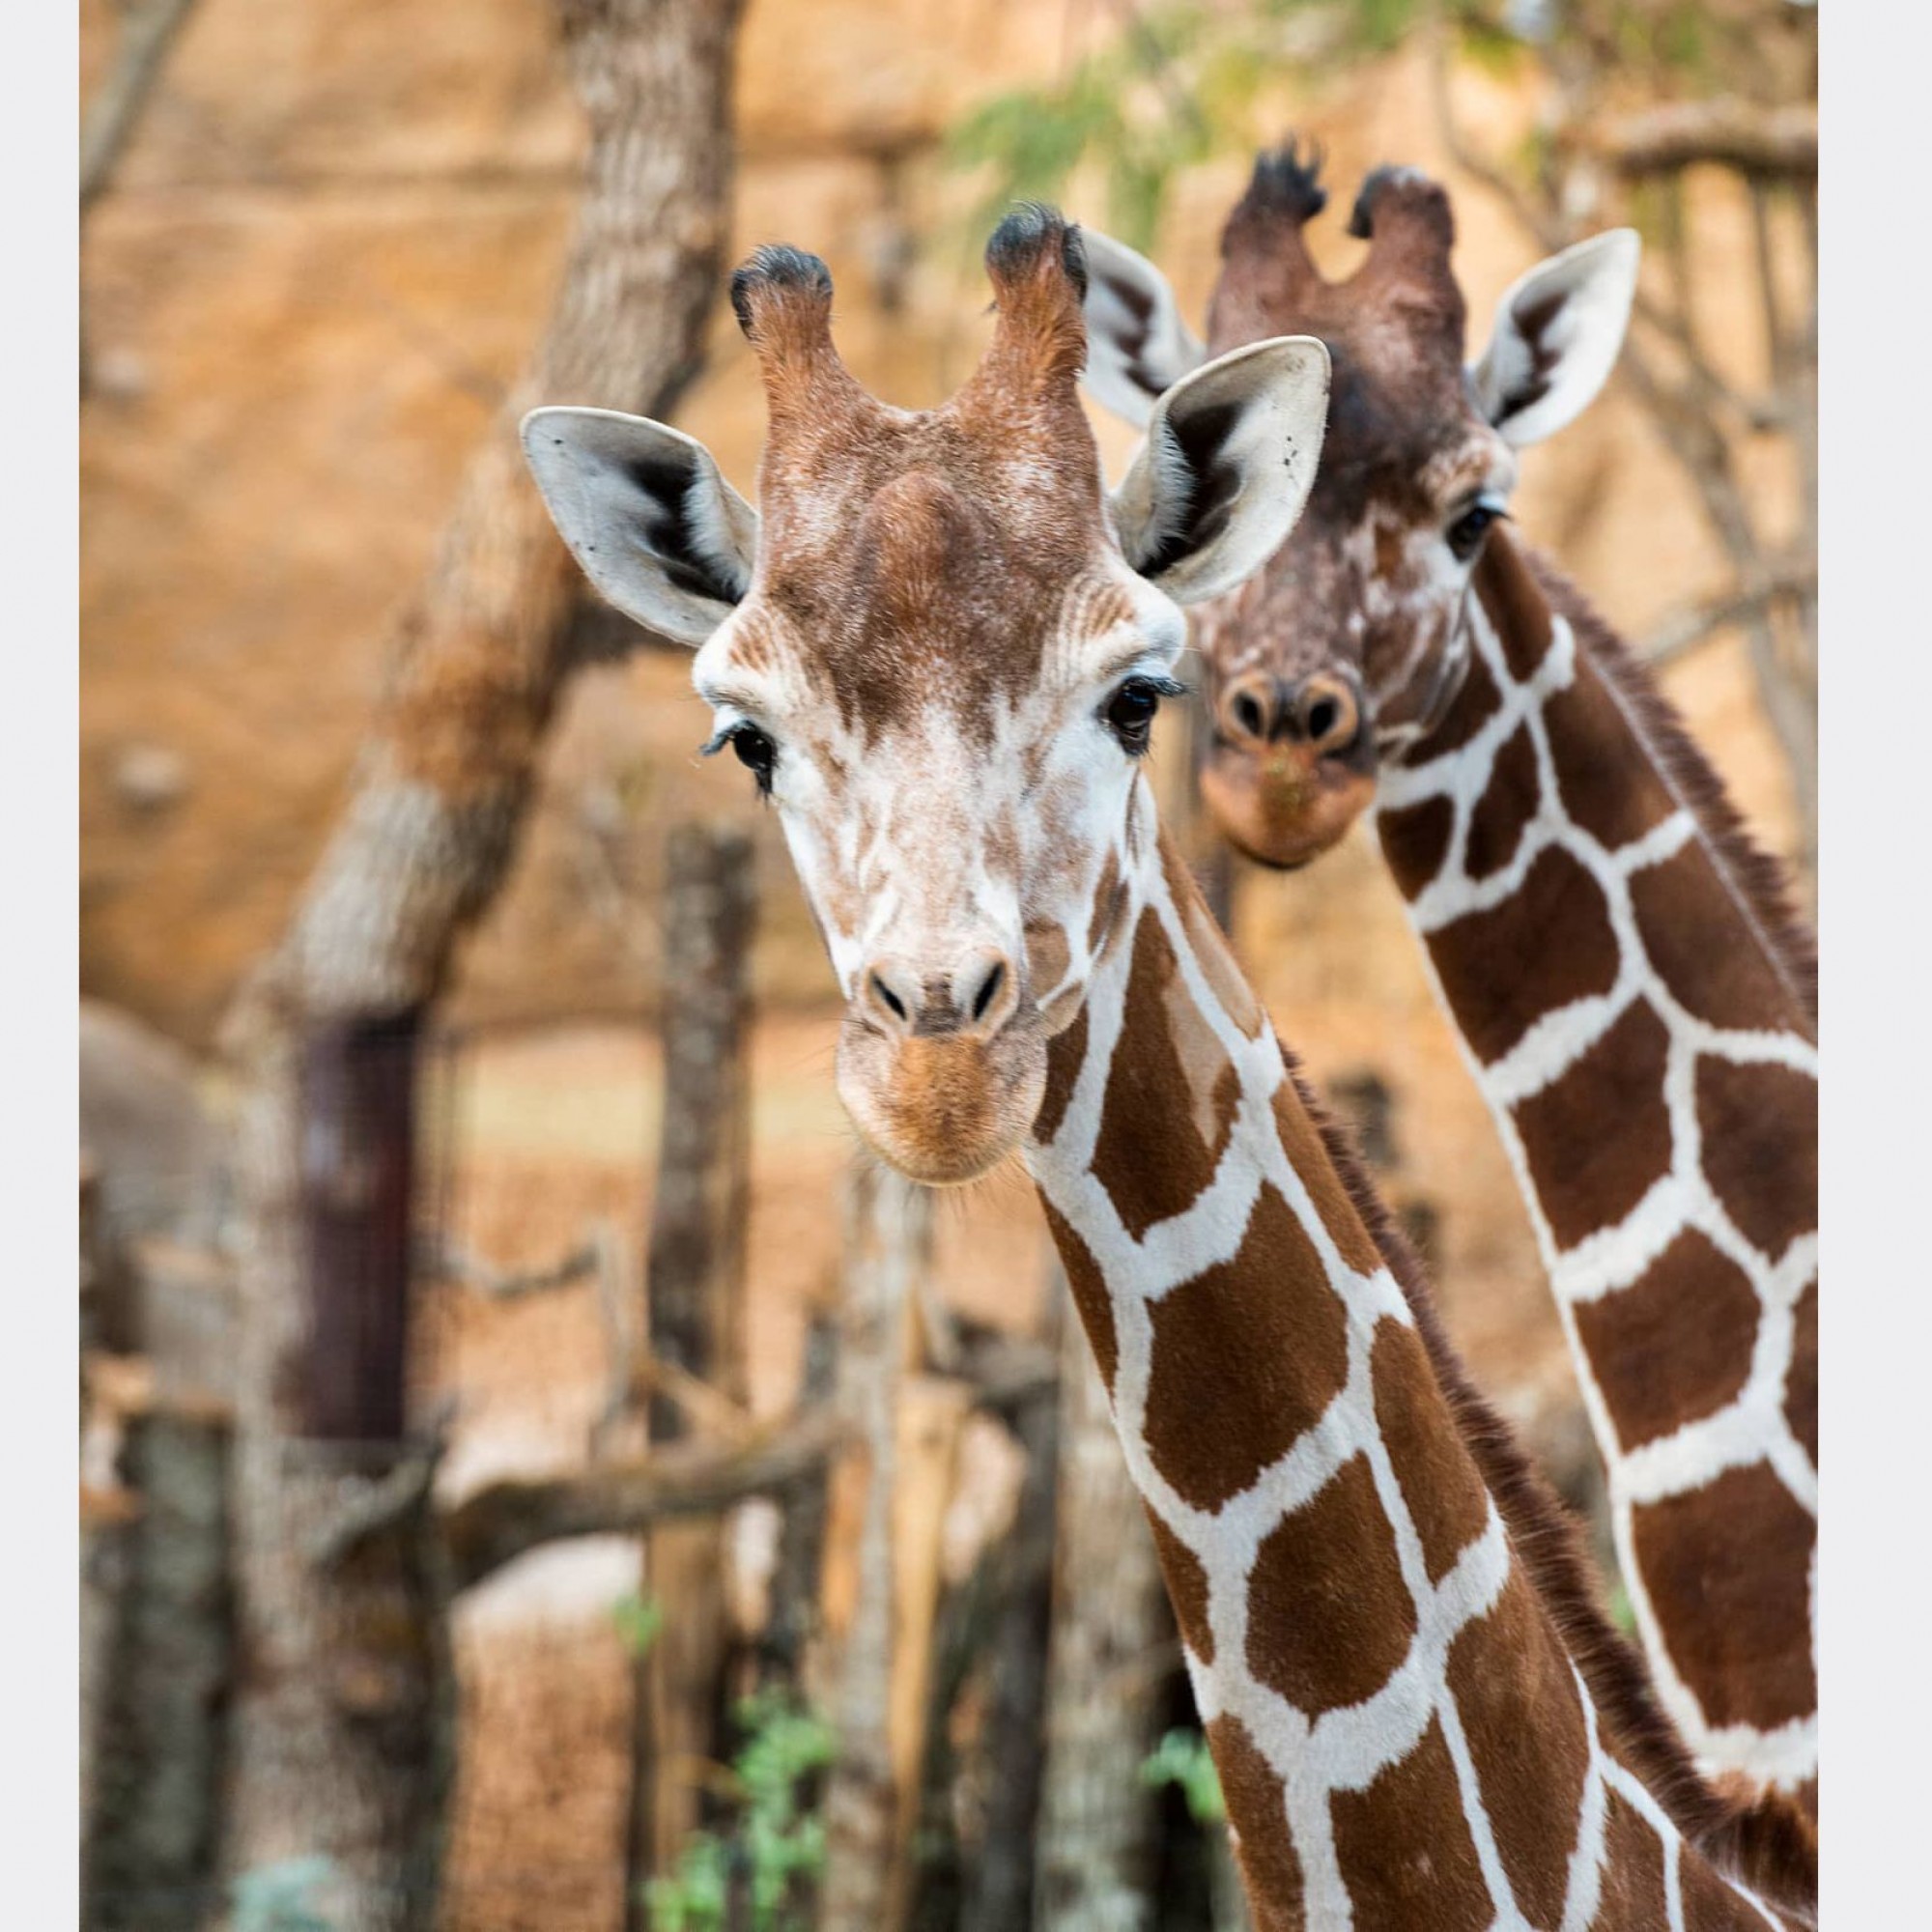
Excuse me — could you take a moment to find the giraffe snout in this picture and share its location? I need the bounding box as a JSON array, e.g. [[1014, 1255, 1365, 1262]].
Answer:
[[860, 947, 1022, 1042], [1215, 669, 1365, 758], [1203, 666, 1378, 869]]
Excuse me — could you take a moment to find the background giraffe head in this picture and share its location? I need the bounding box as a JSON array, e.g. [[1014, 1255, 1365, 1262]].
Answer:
[[524, 209, 1329, 1183], [1080, 146, 1639, 867]]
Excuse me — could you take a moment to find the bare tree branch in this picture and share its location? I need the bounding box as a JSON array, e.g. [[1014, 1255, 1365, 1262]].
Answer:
[[1586, 99, 1817, 180], [80, 0, 199, 213], [444, 1406, 851, 1592], [1642, 561, 1817, 668], [423, 1235, 599, 1300]]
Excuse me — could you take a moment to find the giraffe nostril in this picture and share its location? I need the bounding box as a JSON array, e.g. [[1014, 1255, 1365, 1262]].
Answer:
[[871, 972, 907, 1023], [971, 960, 1006, 1024], [1306, 696, 1339, 743], [1233, 692, 1267, 740]]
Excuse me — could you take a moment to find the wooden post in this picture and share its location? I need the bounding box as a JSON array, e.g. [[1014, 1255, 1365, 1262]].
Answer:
[[818, 1166, 934, 1932], [624, 823, 755, 1919], [81, 1224, 240, 1930], [1035, 1268, 1168, 1932], [957, 1336, 1061, 1932]]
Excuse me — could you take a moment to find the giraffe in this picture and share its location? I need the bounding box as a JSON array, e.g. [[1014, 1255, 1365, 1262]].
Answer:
[[520, 208, 1816, 1928], [1074, 149, 1819, 1808]]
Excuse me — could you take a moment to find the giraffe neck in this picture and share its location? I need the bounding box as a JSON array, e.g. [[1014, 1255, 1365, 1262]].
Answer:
[[1374, 527, 1819, 1800], [1024, 801, 1805, 1931]]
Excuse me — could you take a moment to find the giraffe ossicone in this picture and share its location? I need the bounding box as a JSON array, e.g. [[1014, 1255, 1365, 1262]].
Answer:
[[1077, 150, 1819, 1805], [523, 208, 1814, 1929]]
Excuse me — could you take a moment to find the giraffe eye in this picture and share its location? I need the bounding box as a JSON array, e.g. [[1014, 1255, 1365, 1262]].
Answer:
[[1102, 675, 1182, 756], [702, 721, 778, 794], [1446, 498, 1505, 562], [729, 724, 777, 791]]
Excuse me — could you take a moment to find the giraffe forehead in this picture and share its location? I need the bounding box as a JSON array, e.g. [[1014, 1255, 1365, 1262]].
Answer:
[[721, 520, 1161, 745]]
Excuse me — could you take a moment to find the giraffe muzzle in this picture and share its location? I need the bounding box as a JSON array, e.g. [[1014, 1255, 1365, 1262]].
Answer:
[[1204, 668, 1378, 867], [838, 946, 1046, 1184]]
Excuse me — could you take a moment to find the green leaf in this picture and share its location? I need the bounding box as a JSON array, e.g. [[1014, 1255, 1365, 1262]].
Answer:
[[612, 1591, 667, 1658], [1142, 1727, 1227, 1826]]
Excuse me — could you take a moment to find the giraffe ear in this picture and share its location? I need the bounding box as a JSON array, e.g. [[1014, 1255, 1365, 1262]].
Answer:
[[521, 408, 759, 646], [1110, 336, 1330, 607], [1469, 229, 1640, 449], [1078, 227, 1208, 429]]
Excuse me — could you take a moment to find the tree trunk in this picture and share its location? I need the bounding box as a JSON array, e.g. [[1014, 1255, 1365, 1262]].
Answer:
[[625, 825, 755, 1919], [818, 1168, 932, 1932], [219, 6, 747, 1924], [81, 1405, 234, 1932], [1035, 1275, 1167, 1932], [958, 1368, 1060, 1932], [81, 1226, 241, 1930]]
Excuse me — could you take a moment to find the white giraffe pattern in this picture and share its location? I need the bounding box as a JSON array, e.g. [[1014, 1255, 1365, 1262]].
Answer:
[[1026, 792, 1788, 1929], [1374, 600, 1818, 1791]]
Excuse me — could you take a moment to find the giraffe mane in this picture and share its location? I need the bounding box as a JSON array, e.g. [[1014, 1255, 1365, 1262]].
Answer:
[[1520, 547, 1818, 1023], [1274, 1036, 1821, 1915]]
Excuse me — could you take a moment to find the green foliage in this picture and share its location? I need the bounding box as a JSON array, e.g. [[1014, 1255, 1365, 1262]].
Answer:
[[948, 3, 1226, 252], [231, 1858, 337, 1932], [1142, 1726, 1227, 1827], [944, 0, 1793, 265], [644, 1690, 837, 1932], [612, 1590, 668, 1659], [944, 0, 1505, 257]]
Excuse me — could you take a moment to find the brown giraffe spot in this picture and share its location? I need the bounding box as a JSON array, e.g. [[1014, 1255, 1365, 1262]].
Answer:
[[1420, 645, 1503, 759], [1784, 1274, 1818, 1465], [1697, 1057, 1818, 1263], [1142, 1181, 1350, 1511], [1024, 919, 1071, 1004], [1205, 1715, 1303, 1932], [1087, 848, 1125, 962], [1370, 1321, 1491, 1584], [1033, 1004, 1087, 1148], [1271, 1086, 1385, 1276], [1463, 720, 1539, 881], [1545, 658, 1675, 850], [1445, 1571, 1588, 1928], [1426, 844, 1620, 1065], [1476, 535, 1557, 682], [1041, 1199, 1116, 1393], [1594, 1787, 1668, 1928], [1246, 1454, 1414, 1718], [1330, 1715, 1492, 1932], [1573, 1230, 1761, 1452], [1162, 838, 1265, 1037], [1092, 908, 1236, 1239], [1628, 839, 1811, 1036], [1631, 1462, 1816, 1731], [1511, 999, 1674, 1253], [1378, 794, 1454, 902], [1147, 1511, 1214, 1665]]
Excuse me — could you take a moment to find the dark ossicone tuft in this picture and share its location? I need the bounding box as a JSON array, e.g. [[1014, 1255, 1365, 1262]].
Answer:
[[1272, 1039, 1818, 1920], [729, 243, 834, 337], [985, 202, 1089, 301], [1243, 138, 1329, 223], [1348, 164, 1450, 243]]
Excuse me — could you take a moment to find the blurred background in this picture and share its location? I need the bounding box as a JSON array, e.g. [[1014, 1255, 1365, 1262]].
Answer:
[[78, 2, 1816, 1928]]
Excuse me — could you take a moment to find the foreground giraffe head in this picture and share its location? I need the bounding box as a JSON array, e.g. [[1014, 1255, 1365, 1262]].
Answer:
[[524, 209, 1328, 1181], [1080, 146, 1638, 866]]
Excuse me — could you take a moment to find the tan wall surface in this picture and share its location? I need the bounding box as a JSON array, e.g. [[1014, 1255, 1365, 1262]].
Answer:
[[80, 0, 1798, 1046]]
